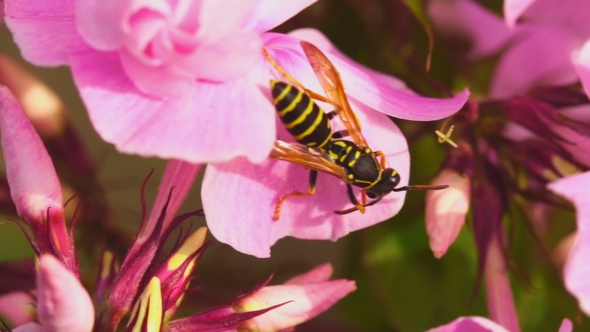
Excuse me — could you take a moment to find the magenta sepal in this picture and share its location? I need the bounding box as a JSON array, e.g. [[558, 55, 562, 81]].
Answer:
[[157, 240, 212, 316], [102, 178, 202, 331], [165, 302, 288, 332], [166, 273, 285, 332], [502, 96, 590, 144]]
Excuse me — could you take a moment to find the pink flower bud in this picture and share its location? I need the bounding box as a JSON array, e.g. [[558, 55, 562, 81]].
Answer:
[[236, 264, 356, 331], [36, 255, 94, 332], [425, 169, 471, 258]]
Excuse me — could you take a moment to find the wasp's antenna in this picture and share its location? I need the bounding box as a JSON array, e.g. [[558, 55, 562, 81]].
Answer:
[[436, 125, 458, 148], [393, 184, 449, 192]]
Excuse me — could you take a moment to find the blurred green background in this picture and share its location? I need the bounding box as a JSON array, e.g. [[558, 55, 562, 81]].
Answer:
[[0, 0, 584, 331]]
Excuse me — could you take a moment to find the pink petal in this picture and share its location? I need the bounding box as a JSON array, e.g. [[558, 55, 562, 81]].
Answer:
[[574, 38, 590, 99], [490, 26, 579, 98], [485, 235, 520, 332], [427, 316, 510, 332], [0, 292, 35, 326], [13, 323, 43, 332], [4, 0, 88, 66], [520, 0, 590, 37], [238, 280, 356, 331], [559, 318, 573, 332], [0, 86, 63, 221], [504, 0, 537, 27], [195, 0, 259, 42], [548, 172, 590, 316], [284, 263, 333, 285], [183, 29, 263, 82], [242, 0, 318, 33], [69, 50, 276, 164], [425, 169, 470, 258], [145, 160, 200, 236], [37, 255, 94, 332], [269, 30, 470, 121], [428, 0, 514, 57], [119, 48, 195, 97], [75, 0, 130, 50], [203, 100, 409, 258]]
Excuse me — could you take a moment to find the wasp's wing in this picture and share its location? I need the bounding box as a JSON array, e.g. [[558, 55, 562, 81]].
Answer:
[[300, 41, 370, 149], [270, 140, 351, 183]]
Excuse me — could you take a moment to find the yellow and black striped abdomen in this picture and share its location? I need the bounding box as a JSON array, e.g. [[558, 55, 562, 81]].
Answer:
[[271, 80, 332, 148]]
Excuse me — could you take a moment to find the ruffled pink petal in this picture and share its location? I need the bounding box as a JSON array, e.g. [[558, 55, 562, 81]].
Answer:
[[4, 0, 88, 66], [265, 31, 469, 121], [428, 0, 514, 57], [37, 255, 94, 332], [119, 48, 195, 97], [504, 0, 537, 27], [548, 172, 590, 316], [0, 86, 63, 221], [183, 29, 263, 82], [238, 280, 356, 331], [284, 263, 333, 285], [69, 49, 275, 164], [242, 0, 318, 33], [75, 0, 130, 50], [427, 316, 510, 332], [195, 0, 259, 42], [0, 292, 35, 326], [490, 26, 579, 99], [574, 38, 590, 99], [203, 100, 409, 258]]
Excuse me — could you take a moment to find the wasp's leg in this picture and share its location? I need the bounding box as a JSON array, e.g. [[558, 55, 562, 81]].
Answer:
[[373, 150, 388, 169], [339, 183, 366, 214], [273, 170, 319, 221], [263, 48, 336, 105], [361, 190, 368, 205]]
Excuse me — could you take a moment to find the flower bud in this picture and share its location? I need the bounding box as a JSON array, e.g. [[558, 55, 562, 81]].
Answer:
[[426, 169, 471, 258]]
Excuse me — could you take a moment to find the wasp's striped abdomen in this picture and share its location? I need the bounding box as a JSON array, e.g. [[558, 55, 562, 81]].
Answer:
[[271, 80, 332, 148]]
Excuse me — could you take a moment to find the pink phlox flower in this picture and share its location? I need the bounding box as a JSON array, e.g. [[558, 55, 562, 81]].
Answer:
[[203, 28, 469, 258], [429, 0, 590, 99], [427, 317, 573, 332], [5, 0, 468, 166], [548, 171, 590, 316]]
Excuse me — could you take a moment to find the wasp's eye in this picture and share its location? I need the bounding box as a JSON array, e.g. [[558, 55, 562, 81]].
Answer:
[[391, 172, 401, 187]]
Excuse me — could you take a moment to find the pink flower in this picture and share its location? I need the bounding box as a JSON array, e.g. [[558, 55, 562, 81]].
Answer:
[[429, 0, 590, 98], [5, 0, 468, 165], [9, 255, 95, 332], [427, 317, 573, 332], [427, 316, 510, 332], [203, 29, 468, 257], [548, 171, 590, 316], [425, 168, 471, 258]]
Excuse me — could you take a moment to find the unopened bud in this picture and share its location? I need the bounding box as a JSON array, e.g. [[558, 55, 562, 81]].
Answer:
[[426, 169, 471, 258]]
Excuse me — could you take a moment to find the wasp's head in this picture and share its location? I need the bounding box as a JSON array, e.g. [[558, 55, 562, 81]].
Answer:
[[366, 168, 401, 199]]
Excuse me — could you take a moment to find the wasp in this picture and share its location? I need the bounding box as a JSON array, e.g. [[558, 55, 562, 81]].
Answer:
[[265, 41, 447, 220]]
